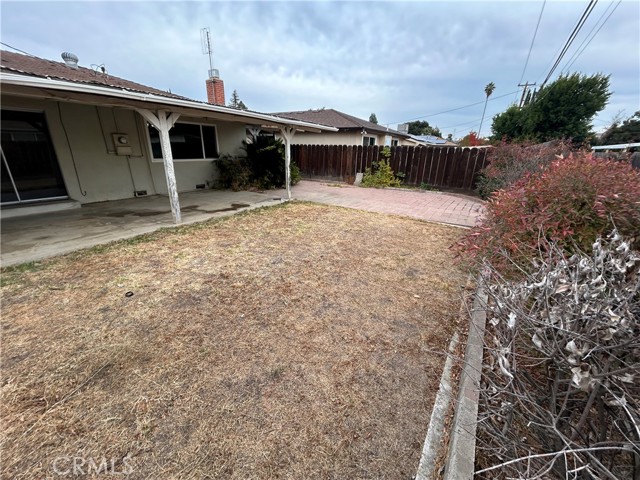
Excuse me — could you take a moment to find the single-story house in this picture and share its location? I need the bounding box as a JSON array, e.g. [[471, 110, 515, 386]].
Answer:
[[271, 109, 419, 147], [0, 50, 336, 223], [591, 142, 640, 152], [408, 134, 459, 147]]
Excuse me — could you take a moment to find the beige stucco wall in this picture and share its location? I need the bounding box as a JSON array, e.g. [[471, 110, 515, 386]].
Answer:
[[291, 131, 363, 146], [1, 95, 247, 203], [287, 130, 414, 147]]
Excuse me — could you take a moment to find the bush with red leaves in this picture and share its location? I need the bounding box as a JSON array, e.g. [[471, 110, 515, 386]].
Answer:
[[476, 140, 573, 199], [458, 152, 640, 276]]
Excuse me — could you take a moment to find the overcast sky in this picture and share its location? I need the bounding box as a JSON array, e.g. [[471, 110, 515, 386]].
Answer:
[[2, 1, 638, 138]]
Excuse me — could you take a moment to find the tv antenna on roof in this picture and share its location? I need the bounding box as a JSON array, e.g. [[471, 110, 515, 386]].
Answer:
[[201, 27, 219, 78]]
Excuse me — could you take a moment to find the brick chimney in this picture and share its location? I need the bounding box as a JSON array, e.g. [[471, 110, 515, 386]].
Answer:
[[206, 75, 225, 106]]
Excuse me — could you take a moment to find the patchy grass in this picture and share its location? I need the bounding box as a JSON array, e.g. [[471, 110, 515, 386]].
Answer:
[[1, 202, 468, 479]]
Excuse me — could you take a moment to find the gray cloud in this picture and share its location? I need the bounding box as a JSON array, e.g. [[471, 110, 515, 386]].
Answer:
[[2, 1, 638, 137]]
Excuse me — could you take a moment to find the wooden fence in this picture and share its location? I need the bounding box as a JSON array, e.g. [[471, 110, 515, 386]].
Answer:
[[291, 144, 489, 191]]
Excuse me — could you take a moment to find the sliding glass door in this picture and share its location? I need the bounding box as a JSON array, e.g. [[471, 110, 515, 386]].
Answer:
[[1, 110, 67, 204]]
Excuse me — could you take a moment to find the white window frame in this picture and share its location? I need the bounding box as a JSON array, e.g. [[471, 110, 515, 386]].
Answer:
[[363, 135, 376, 146], [391, 139, 399, 147], [146, 120, 219, 163]]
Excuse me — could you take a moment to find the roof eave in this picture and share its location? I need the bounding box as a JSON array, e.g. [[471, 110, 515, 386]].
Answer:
[[0, 72, 338, 133]]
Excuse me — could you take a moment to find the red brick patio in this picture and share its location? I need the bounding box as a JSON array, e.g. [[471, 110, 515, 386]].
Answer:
[[276, 180, 484, 228]]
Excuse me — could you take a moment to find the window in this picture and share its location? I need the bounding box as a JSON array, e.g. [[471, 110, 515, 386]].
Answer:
[[363, 136, 376, 146], [391, 139, 399, 147], [148, 122, 218, 161]]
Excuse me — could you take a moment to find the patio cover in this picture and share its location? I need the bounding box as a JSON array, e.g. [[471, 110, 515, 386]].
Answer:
[[0, 71, 337, 223]]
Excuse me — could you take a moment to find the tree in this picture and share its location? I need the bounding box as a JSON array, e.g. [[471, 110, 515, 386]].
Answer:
[[406, 120, 442, 137], [478, 82, 495, 137], [228, 89, 248, 110], [598, 111, 640, 145], [491, 105, 528, 141], [492, 73, 611, 143], [369, 113, 378, 124], [459, 131, 486, 147]]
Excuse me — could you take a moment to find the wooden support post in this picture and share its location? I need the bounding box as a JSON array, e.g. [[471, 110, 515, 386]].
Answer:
[[247, 126, 262, 142], [138, 109, 182, 223], [279, 126, 296, 200]]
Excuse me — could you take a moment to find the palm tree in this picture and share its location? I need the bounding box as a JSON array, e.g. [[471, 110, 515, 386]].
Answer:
[[478, 82, 496, 139]]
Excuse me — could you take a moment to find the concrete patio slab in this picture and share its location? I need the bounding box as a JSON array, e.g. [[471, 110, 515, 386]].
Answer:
[[2, 181, 484, 267], [276, 180, 484, 228], [1, 190, 283, 267]]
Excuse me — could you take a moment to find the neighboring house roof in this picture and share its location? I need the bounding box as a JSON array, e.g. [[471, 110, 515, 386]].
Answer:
[[0, 50, 337, 133], [409, 134, 459, 146], [272, 108, 411, 138]]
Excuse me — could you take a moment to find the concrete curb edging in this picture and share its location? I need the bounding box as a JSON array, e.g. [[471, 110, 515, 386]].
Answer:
[[415, 332, 460, 480], [443, 276, 487, 480]]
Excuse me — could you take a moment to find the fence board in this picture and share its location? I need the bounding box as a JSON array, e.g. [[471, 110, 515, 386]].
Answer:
[[448, 147, 463, 187], [404, 146, 415, 184], [390, 146, 401, 173], [364, 145, 372, 172], [423, 147, 434, 185], [462, 148, 477, 190], [431, 148, 441, 186], [415, 147, 428, 185], [329, 145, 336, 177], [345, 145, 354, 182], [372, 145, 380, 171]]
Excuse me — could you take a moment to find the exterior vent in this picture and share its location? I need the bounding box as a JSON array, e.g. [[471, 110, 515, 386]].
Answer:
[[61, 52, 79, 69], [208, 68, 219, 79]]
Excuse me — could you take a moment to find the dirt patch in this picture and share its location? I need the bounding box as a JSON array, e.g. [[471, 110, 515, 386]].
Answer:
[[1, 202, 468, 479]]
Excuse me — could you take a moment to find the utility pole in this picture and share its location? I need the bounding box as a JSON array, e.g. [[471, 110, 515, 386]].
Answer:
[[518, 81, 536, 107]]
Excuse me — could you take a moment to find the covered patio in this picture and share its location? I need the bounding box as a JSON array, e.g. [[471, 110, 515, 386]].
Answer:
[[1, 50, 339, 267], [1, 189, 284, 267]]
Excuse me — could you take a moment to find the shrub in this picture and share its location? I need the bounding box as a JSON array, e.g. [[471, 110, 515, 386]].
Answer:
[[215, 154, 252, 191], [476, 140, 572, 199], [457, 152, 640, 276], [475, 231, 640, 478], [361, 147, 402, 188], [214, 136, 301, 191]]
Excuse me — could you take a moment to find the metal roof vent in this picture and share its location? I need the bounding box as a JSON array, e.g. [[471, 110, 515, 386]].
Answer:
[[61, 52, 79, 69]]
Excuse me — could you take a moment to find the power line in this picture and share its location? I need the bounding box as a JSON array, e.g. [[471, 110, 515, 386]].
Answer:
[[0, 42, 36, 57], [560, 0, 616, 74], [541, 0, 599, 87], [514, 0, 546, 104], [386, 90, 520, 127], [562, 0, 622, 73], [440, 118, 485, 131], [531, 0, 619, 109], [517, 1, 547, 89]]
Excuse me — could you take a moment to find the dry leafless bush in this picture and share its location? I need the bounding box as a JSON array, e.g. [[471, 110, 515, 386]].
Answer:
[[475, 230, 640, 479]]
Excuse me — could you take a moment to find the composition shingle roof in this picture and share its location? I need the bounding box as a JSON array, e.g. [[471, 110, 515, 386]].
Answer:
[[272, 109, 410, 138], [0, 50, 190, 101]]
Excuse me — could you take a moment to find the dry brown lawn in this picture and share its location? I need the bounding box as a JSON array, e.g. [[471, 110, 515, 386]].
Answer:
[[1, 202, 468, 479]]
